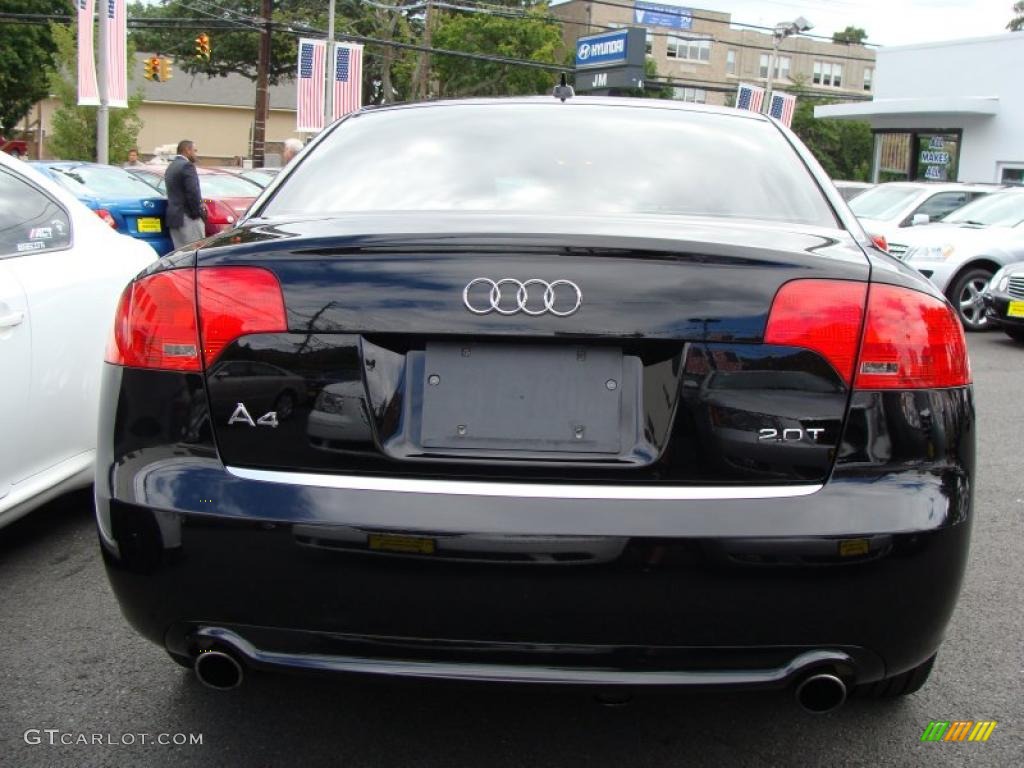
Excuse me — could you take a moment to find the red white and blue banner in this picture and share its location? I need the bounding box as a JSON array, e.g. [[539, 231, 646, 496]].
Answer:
[[735, 82, 765, 113], [297, 38, 326, 133], [77, 0, 99, 106], [769, 91, 797, 128], [331, 43, 363, 121], [102, 0, 127, 108]]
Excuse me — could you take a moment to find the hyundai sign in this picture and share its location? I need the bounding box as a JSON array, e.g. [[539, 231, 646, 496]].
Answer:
[[575, 30, 630, 69]]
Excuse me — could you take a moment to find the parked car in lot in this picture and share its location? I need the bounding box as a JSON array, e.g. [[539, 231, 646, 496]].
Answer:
[[894, 188, 1024, 330], [0, 153, 156, 529], [98, 97, 973, 712], [126, 165, 262, 237], [833, 180, 874, 202], [850, 181, 996, 256], [32, 162, 173, 255], [982, 261, 1024, 342]]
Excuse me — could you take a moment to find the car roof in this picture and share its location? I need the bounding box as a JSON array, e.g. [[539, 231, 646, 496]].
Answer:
[[876, 181, 1002, 192], [358, 95, 773, 123]]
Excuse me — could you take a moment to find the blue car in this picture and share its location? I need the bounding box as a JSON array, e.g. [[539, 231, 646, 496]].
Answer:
[[31, 162, 173, 255]]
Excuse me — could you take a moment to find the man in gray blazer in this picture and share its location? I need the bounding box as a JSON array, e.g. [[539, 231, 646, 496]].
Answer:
[[165, 140, 207, 248]]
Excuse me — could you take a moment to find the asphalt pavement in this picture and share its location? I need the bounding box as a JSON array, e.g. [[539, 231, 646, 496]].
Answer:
[[0, 332, 1021, 768]]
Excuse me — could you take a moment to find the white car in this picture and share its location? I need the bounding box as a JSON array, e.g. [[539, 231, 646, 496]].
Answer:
[[0, 153, 157, 529], [850, 182, 996, 257], [890, 188, 1024, 330]]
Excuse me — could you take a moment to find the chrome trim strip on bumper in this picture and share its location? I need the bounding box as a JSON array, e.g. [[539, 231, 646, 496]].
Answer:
[[225, 466, 822, 501]]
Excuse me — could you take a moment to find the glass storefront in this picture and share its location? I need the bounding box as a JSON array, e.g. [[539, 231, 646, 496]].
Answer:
[[873, 130, 962, 183]]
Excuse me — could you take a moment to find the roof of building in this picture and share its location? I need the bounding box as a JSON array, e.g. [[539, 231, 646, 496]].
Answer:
[[135, 53, 296, 110], [816, 96, 1000, 121]]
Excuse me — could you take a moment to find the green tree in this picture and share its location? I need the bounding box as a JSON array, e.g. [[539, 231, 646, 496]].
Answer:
[[832, 26, 868, 44], [789, 80, 872, 180], [0, 0, 67, 134], [1009, 1, 1024, 31], [47, 24, 144, 163], [430, 7, 562, 97]]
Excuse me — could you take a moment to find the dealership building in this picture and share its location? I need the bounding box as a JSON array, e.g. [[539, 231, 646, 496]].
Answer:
[[815, 34, 1024, 185], [550, 2, 876, 105]]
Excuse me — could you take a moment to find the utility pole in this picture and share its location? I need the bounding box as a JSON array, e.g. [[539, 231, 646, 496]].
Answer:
[[253, 0, 272, 167], [415, 0, 434, 99], [325, 0, 336, 126], [764, 32, 779, 114], [96, 1, 109, 164]]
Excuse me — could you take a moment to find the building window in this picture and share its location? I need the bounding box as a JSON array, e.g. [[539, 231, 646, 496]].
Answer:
[[759, 54, 790, 79], [673, 87, 707, 103], [647, 31, 653, 55], [726, 49, 736, 75], [813, 61, 843, 87], [667, 36, 711, 62], [864, 67, 873, 91]]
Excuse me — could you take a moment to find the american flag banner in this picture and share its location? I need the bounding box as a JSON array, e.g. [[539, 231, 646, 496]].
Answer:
[[331, 43, 363, 121], [77, 0, 99, 105], [735, 82, 765, 113], [297, 38, 326, 133], [769, 91, 797, 128], [102, 0, 127, 108]]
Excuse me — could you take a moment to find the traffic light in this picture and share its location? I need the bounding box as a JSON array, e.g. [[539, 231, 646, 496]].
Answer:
[[159, 57, 173, 82], [143, 56, 159, 81], [195, 33, 211, 60]]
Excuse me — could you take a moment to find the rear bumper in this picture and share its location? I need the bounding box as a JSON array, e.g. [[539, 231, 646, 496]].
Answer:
[[97, 456, 971, 689], [983, 292, 1024, 329]]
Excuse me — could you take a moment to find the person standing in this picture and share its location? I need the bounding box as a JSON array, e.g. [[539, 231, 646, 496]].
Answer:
[[282, 138, 303, 165], [165, 140, 207, 249], [122, 148, 143, 168]]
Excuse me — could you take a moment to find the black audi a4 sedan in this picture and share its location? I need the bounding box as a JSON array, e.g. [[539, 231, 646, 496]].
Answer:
[[97, 97, 973, 712]]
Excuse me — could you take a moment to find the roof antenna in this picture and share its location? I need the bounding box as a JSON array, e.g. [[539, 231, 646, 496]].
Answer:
[[553, 73, 574, 102]]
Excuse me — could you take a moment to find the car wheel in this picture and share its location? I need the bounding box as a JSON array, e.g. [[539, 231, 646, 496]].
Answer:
[[274, 390, 296, 420], [853, 654, 936, 698], [1005, 328, 1024, 343], [9, 149, 22, 159], [947, 268, 993, 331]]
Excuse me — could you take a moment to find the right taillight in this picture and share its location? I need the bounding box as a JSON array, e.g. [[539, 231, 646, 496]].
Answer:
[[855, 283, 971, 389], [105, 267, 286, 372], [95, 208, 118, 228]]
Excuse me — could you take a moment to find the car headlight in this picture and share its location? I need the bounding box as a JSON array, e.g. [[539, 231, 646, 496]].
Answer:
[[987, 266, 1010, 293], [906, 244, 955, 262]]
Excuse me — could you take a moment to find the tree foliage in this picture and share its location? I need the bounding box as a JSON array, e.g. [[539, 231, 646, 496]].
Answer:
[[0, 0, 66, 134], [832, 26, 868, 44], [789, 80, 872, 180], [1009, 1, 1024, 31], [47, 24, 144, 163], [430, 7, 562, 98]]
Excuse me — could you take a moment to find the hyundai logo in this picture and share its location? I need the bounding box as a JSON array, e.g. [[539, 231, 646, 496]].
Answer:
[[463, 278, 582, 317], [577, 43, 591, 60]]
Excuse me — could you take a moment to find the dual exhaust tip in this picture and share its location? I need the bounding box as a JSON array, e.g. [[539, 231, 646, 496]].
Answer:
[[191, 649, 848, 713]]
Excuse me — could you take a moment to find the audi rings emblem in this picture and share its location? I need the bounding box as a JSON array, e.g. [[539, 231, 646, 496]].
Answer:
[[462, 278, 582, 317]]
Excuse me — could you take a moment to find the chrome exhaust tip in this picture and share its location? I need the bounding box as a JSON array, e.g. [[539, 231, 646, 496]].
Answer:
[[194, 650, 243, 690], [795, 673, 847, 713]]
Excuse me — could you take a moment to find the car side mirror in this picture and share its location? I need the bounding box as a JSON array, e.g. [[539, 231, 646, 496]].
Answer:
[[912, 213, 930, 226]]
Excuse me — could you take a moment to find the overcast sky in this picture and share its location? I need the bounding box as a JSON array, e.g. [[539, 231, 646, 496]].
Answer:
[[559, 1, 1018, 47]]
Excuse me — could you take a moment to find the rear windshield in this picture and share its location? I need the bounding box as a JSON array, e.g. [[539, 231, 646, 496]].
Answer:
[[200, 174, 262, 198], [944, 191, 1024, 227], [263, 104, 837, 227], [848, 185, 921, 220], [48, 165, 160, 198]]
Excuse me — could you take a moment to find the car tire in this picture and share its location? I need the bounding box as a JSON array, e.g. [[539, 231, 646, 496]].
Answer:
[[947, 268, 993, 331], [1005, 328, 1024, 343], [9, 149, 21, 159], [852, 654, 936, 699]]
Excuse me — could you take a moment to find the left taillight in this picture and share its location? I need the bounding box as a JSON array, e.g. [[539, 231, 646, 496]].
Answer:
[[105, 267, 286, 371]]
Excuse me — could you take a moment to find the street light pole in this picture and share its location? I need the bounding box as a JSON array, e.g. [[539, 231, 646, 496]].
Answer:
[[96, 1, 109, 164], [763, 17, 812, 115], [324, 0, 335, 127]]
